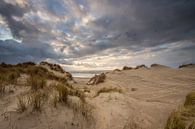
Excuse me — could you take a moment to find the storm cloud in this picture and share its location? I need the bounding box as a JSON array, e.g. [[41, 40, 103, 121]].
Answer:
[[0, 0, 195, 70]]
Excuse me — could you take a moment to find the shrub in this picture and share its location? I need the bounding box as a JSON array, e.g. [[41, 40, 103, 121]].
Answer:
[[122, 66, 133, 70], [179, 64, 195, 69]]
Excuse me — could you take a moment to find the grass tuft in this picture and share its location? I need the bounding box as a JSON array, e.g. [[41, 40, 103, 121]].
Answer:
[[17, 95, 27, 112], [165, 92, 195, 129], [94, 87, 122, 98], [30, 91, 43, 111], [56, 84, 69, 103], [0, 80, 6, 95], [27, 75, 46, 91], [184, 92, 195, 107], [165, 109, 186, 129]]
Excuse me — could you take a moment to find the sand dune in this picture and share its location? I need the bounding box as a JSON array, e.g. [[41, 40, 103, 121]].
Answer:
[[0, 64, 195, 129]]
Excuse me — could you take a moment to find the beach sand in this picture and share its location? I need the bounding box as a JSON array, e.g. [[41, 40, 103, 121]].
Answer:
[[0, 65, 195, 129]]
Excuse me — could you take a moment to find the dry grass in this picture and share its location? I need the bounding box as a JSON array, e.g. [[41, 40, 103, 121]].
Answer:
[[17, 95, 27, 112], [165, 108, 186, 129], [87, 73, 106, 85], [0, 80, 6, 95], [185, 92, 195, 107], [30, 91, 43, 111], [27, 75, 46, 91], [56, 84, 69, 103], [165, 92, 195, 129], [55, 83, 86, 105], [94, 87, 123, 98], [189, 121, 195, 129]]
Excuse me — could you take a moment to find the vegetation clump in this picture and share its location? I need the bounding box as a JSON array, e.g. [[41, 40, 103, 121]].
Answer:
[[55, 83, 85, 104], [40, 61, 65, 73], [0, 80, 6, 95], [87, 73, 106, 85], [165, 92, 195, 129], [27, 75, 46, 91], [185, 92, 195, 106], [94, 87, 122, 97], [17, 95, 27, 112], [179, 64, 195, 69], [135, 64, 148, 69], [123, 66, 133, 70]]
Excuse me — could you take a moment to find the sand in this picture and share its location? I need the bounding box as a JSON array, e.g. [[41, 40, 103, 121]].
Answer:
[[0, 65, 195, 129]]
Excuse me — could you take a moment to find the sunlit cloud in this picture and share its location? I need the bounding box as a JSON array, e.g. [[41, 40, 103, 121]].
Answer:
[[0, 0, 195, 70]]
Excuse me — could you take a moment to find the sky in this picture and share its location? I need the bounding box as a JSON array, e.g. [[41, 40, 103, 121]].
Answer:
[[0, 0, 195, 71]]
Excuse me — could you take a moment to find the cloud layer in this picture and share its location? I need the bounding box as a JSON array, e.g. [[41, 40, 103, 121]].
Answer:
[[0, 0, 195, 70]]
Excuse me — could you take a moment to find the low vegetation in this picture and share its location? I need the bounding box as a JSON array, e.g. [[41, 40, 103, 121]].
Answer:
[[165, 92, 195, 129], [94, 87, 123, 98], [179, 63, 195, 69], [40, 61, 65, 73], [30, 91, 43, 111], [135, 64, 148, 69], [0, 80, 6, 95], [55, 83, 85, 104], [87, 73, 106, 85], [27, 75, 46, 91], [17, 95, 27, 112], [123, 66, 133, 70]]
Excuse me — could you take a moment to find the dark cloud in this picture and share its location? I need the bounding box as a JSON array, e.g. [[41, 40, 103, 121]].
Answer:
[[0, 39, 62, 64], [0, 0, 195, 68], [0, 0, 38, 38], [88, 0, 195, 47]]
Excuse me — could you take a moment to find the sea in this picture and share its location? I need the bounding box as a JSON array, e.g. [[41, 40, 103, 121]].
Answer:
[[70, 70, 109, 78]]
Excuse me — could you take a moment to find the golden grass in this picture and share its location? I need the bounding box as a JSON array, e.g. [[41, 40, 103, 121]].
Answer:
[[27, 75, 46, 91], [55, 83, 86, 104], [165, 92, 195, 129], [94, 87, 123, 98], [30, 91, 43, 111], [185, 92, 195, 107]]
